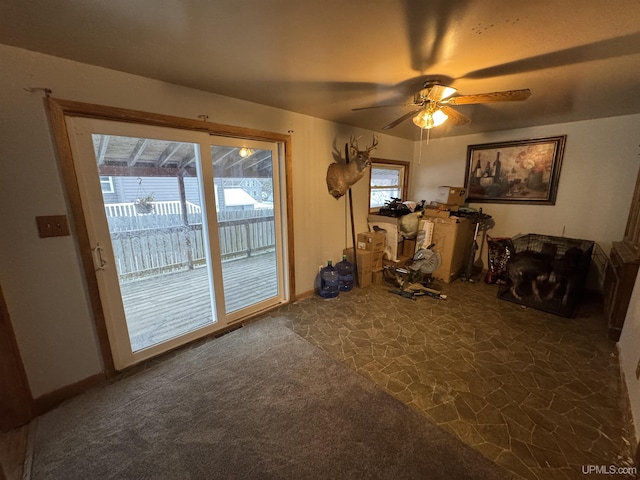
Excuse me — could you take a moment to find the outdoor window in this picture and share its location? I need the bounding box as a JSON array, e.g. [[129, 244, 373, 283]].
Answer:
[[100, 176, 115, 194], [369, 160, 409, 212]]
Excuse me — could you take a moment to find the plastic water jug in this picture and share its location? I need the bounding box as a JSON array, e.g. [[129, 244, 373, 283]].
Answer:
[[335, 255, 354, 291], [314, 265, 323, 295], [319, 260, 340, 298]]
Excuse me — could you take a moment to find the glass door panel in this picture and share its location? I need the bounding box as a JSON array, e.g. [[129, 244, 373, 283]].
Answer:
[[66, 116, 225, 369], [93, 134, 217, 351], [65, 117, 288, 369], [210, 142, 284, 315]]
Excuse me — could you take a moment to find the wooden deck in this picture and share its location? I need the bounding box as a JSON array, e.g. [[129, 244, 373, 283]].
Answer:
[[119, 252, 278, 351]]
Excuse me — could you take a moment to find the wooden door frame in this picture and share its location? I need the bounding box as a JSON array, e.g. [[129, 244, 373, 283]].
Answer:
[[45, 97, 295, 376], [0, 282, 33, 430]]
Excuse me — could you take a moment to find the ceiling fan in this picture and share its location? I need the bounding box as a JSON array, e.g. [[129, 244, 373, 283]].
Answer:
[[353, 81, 532, 131]]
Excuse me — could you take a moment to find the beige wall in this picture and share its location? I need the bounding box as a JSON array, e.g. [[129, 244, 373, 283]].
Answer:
[[0, 44, 412, 397]]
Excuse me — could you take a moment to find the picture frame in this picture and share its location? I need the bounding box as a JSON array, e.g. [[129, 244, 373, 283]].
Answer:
[[463, 135, 566, 205]]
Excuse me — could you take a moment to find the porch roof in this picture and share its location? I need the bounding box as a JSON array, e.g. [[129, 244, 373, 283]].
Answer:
[[93, 135, 273, 178]]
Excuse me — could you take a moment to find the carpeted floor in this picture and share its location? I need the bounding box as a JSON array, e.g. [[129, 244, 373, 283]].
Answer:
[[30, 319, 508, 480]]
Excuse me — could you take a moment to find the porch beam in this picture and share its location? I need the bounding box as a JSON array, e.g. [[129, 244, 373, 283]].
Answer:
[[127, 139, 149, 167], [158, 142, 182, 167], [96, 135, 111, 165]]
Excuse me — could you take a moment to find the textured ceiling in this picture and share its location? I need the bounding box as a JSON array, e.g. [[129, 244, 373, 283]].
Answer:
[[2, 0, 640, 140]]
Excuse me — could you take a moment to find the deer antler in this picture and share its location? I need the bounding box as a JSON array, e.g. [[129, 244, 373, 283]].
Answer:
[[349, 136, 360, 154], [349, 135, 378, 155], [368, 135, 379, 151]]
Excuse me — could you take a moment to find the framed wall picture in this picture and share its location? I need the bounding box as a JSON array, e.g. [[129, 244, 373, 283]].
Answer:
[[464, 135, 566, 205]]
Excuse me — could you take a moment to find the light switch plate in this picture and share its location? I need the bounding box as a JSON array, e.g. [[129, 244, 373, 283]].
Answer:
[[36, 215, 70, 238]]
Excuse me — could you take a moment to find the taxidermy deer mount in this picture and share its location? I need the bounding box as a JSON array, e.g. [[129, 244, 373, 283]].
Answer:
[[326, 135, 378, 199]]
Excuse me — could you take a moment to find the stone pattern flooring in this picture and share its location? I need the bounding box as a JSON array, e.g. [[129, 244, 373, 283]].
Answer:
[[266, 280, 635, 479]]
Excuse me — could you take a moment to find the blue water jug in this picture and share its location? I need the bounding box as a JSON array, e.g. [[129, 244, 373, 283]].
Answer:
[[319, 260, 340, 298], [335, 255, 354, 291], [314, 265, 323, 295]]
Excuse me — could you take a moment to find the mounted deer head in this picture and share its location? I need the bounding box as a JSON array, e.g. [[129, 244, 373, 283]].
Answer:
[[326, 135, 378, 199]]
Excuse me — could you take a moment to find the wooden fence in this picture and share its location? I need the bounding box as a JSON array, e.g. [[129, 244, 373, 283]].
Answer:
[[105, 202, 276, 280]]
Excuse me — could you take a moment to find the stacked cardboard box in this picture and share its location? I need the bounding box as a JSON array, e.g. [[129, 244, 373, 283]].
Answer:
[[436, 186, 467, 206], [350, 231, 386, 287], [421, 213, 475, 283], [422, 208, 452, 219], [343, 248, 374, 287], [356, 231, 385, 252], [372, 269, 385, 285], [357, 231, 385, 272]]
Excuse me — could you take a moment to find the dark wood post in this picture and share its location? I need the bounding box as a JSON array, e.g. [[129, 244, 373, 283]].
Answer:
[[346, 143, 359, 287], [177, 172, 194, 270]]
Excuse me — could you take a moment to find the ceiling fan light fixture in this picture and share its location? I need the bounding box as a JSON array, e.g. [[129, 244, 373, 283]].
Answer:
[[238, 147, 253, 157], [412, 108, 448, 129], [439, 86, 457, 100]]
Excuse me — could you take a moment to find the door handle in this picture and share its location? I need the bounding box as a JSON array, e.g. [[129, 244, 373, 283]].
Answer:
[[93, 243, 107, 271]]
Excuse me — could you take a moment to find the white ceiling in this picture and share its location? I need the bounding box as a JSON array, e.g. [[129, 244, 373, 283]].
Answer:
[[2, 0, 640, 140]]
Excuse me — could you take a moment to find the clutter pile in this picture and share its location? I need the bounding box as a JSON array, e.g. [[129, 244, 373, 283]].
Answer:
[[319, 185, 497, 301], [385, 246, 447, 301]]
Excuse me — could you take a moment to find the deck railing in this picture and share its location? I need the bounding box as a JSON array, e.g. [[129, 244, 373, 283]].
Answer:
[[105, 202, 275, 280], [105, 200, 202, 217]]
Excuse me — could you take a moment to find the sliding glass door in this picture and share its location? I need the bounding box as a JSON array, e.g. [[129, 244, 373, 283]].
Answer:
[[66, 117, 288, 369]]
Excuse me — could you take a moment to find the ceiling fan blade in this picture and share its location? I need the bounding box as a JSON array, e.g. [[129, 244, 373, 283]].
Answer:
[[382, 107, 424, 130], [352, 102, 415, 111], [444, 89, 531, 105], [462, 32, 640, 80], [440, 106, 470, 126]]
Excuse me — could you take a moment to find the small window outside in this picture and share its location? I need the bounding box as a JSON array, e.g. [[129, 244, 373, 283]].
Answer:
[[100, 176, 114, 194], [369, 163, 407, 211]]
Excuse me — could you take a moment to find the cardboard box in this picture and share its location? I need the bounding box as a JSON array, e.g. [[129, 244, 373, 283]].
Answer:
[[344, 248, 373, 270], [435, 202, 460, 211], [356, 231, 386, 253], [343, 248, 373, 287], [428, 217, 475, 283], [436, 186, 467, 206], [372, 269, 385, 285], [360, 274, 372, 287], [371, 251, 384, 270], [422, 208, 451, 219]]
